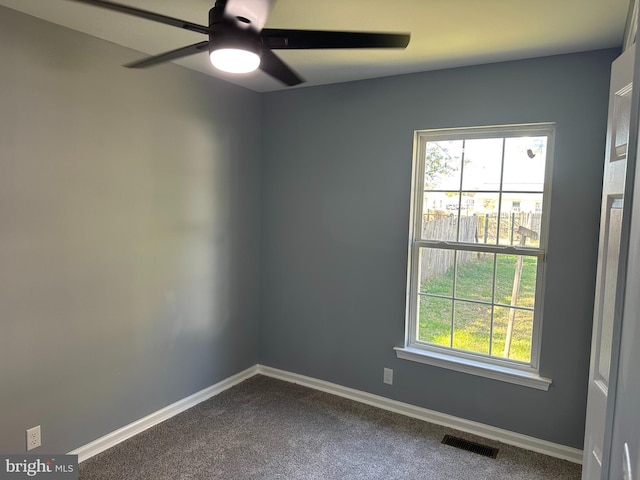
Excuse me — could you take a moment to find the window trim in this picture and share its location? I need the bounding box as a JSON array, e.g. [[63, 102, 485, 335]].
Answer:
[[400, 123, 555, 388], [394, 346, 552, 390]]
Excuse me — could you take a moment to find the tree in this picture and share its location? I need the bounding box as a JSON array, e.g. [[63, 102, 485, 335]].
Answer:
[[483, 198, 496, 210], [424, 142, 458, 188]]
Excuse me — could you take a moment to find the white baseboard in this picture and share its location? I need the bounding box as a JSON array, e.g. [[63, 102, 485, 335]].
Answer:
[[69, 365, 258, 462], [256, 365, 583, 464], [69, 363, 583, 465]]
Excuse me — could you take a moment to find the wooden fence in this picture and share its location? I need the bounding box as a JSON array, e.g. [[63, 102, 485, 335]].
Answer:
[[420, 216, 477, 280], [419, 212, 542, 282], [476, 212, 542, 246]]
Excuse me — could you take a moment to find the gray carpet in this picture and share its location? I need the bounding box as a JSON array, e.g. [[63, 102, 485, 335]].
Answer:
[[79, 375, 582, 479]]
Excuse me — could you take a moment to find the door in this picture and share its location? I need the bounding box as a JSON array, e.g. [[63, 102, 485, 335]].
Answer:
[[582, 45, 635, 480], [606, 37, 640, 480], [607, 154, 640, 477]]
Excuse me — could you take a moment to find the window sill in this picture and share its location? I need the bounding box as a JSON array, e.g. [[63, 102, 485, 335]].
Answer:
[[394, 347, 552, 391]]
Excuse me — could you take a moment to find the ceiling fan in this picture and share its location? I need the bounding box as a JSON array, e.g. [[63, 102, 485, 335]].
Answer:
[[67, 0, 411, 86]]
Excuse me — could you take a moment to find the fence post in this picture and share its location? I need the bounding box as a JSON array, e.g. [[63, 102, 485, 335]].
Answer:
[[503, 225, 539, 358], [510, 212, 515, 244], [484, 215, 489, 244]]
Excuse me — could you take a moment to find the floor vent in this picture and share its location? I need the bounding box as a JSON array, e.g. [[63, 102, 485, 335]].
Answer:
[[441, 435, 499, 458]]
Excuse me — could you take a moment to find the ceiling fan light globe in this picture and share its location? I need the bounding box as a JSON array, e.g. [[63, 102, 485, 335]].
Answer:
[[210, 48, 260, 74]]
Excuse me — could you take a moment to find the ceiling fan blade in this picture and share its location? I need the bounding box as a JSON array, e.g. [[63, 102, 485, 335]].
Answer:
[[262, 29, 410, 50], [67, 0, 210, 35], [259, 50, 304, 86], [125, 41, 210, 69]]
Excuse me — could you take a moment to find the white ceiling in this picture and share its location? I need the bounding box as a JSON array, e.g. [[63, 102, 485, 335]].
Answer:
[[0, 0, 631, 92]]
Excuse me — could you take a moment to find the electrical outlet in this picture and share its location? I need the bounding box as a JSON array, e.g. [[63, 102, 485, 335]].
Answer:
[[26, 426, 41, 451], [383, 368, 393, 385]]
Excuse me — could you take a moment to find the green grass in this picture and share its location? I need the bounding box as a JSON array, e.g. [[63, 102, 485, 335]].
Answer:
[[418, 254, 537, 362]]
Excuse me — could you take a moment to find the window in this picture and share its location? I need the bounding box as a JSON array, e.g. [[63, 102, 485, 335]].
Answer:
[[396, 124, 554, 390]]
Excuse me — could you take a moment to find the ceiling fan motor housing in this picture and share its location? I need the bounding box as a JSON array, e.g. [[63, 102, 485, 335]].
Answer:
[[209, 7, 262, 58]]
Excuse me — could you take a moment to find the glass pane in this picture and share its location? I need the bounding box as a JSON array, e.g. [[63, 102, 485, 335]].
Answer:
[[421, 192, 458, 241], [494, 254, 537, 308], [492, 307, 533, 362], [473, 193, 500, 245], [455, 252, 495, 302], [461, 138, 504, 191], [456, 192, 477, 216], [418, 295, 452, 347], [452, 300, 491, 354], [612, 86, 632, 162], [418, 248, 454, 296], [457, 198, 477, 242], [424, 140, 463, 190], [502, 137, 547, 191], [497, 193, 543, 246], [423, 191, 448, 214]]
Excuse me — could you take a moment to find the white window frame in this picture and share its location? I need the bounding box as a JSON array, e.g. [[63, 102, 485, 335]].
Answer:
[[395, 123, 555, 390]]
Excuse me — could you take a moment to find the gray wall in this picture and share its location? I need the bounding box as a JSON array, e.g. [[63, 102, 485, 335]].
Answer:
[[260, 49, 619, 448], [0, 7, 261, 453]]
